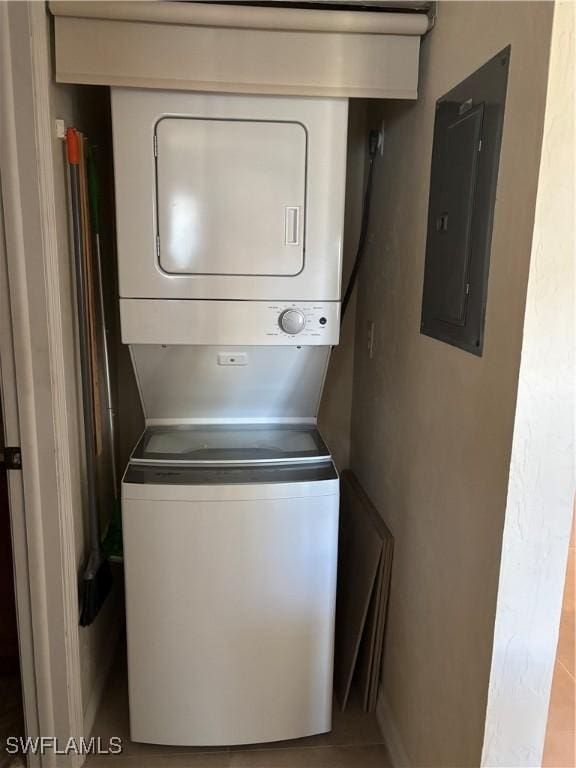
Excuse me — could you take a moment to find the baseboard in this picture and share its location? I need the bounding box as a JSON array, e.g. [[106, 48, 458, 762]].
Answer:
[[376, 687, 411, 768], [82, 606, 122, 739]]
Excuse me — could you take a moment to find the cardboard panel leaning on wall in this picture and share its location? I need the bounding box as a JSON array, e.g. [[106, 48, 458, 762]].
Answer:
[[349, 1, 554, 766]]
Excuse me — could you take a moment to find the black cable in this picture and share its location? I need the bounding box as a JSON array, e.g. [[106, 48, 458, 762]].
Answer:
[[341, 132, 379, 325]]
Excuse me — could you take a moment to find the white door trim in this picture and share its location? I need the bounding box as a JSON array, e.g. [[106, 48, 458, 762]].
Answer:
[[0, 3, 84, 766], [0, 173, 42, 768]]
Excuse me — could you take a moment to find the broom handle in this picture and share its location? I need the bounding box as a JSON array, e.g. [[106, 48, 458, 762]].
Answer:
[[95, 233, 118, 497], [88, 149, 119, 498], [67, 128, 100, 553]]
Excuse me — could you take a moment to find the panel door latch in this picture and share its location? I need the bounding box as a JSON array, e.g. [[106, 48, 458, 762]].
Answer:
[[1, 447, 22, 471]]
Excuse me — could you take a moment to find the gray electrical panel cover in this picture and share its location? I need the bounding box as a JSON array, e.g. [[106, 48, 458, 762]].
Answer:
[[421, 47, 510, 355]]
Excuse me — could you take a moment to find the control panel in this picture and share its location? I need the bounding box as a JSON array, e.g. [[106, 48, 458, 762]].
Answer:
[[265, 303, 337, 341], [121, 299, 340, 345]]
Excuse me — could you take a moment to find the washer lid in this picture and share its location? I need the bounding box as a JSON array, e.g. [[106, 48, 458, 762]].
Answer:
[[130, 424, 331, 466]]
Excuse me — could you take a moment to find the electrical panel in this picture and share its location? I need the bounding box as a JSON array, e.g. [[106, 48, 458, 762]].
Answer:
[[421, 46, 510, 355]]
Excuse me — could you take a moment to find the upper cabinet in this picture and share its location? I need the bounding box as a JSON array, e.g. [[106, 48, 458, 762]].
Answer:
[[49, 1, 431, 100]]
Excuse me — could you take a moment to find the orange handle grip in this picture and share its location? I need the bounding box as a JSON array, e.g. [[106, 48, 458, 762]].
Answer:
[[66, 127, 79, 165]]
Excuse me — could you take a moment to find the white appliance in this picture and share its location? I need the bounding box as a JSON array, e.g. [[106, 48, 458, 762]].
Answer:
[[112, 89, 348, 304], [112, 89, 348, 746], [123, 426, 339, 746]]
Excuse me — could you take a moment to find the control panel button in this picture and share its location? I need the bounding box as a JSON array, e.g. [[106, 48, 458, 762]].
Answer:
[[279, 309, 306, 335]]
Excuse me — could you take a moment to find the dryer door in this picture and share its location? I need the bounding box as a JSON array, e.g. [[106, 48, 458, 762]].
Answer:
[[156, 118, 305, 277], [112, 90, 348, 301]]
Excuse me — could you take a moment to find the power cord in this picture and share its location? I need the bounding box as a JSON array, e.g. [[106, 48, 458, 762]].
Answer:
[[340, 128, 382, 325]]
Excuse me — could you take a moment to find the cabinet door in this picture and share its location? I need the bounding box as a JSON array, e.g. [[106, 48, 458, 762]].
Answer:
[[155, 117, 306, 277]]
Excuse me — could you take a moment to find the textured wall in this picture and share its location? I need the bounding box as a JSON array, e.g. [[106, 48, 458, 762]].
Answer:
[[349, 2, 554, 765], [482, 3, 575, 765]]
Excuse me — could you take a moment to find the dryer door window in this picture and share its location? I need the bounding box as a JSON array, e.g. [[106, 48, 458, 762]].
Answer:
[[155, 118, 306, 277]]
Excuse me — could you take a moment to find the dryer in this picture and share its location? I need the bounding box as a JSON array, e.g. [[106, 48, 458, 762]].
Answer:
[[112, 89, 348, 305]]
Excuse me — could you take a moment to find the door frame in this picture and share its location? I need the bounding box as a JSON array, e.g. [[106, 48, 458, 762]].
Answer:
[[0, 176, 42, 768], [0, 3, 84, 766]]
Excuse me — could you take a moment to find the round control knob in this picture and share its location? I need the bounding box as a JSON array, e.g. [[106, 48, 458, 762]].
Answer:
[[279, 309, 305, 335]]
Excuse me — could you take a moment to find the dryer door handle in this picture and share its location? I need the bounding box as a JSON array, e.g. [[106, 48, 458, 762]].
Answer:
[[285, 206, 300, 246]]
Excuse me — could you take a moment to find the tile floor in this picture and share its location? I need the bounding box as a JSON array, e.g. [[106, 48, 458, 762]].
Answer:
[[86, 652, 390, 767], [543, 514, 576, 768]]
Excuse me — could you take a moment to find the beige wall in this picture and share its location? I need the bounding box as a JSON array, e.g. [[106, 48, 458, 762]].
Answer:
[[349, 3, 553, 766]]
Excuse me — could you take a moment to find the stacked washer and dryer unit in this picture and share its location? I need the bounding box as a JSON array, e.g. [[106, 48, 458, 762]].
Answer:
[[111, 89, 349, 746]]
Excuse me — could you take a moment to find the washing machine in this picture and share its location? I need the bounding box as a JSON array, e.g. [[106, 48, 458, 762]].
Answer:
[[122, 424, 339, 746], [111, 89, 348, 746]]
